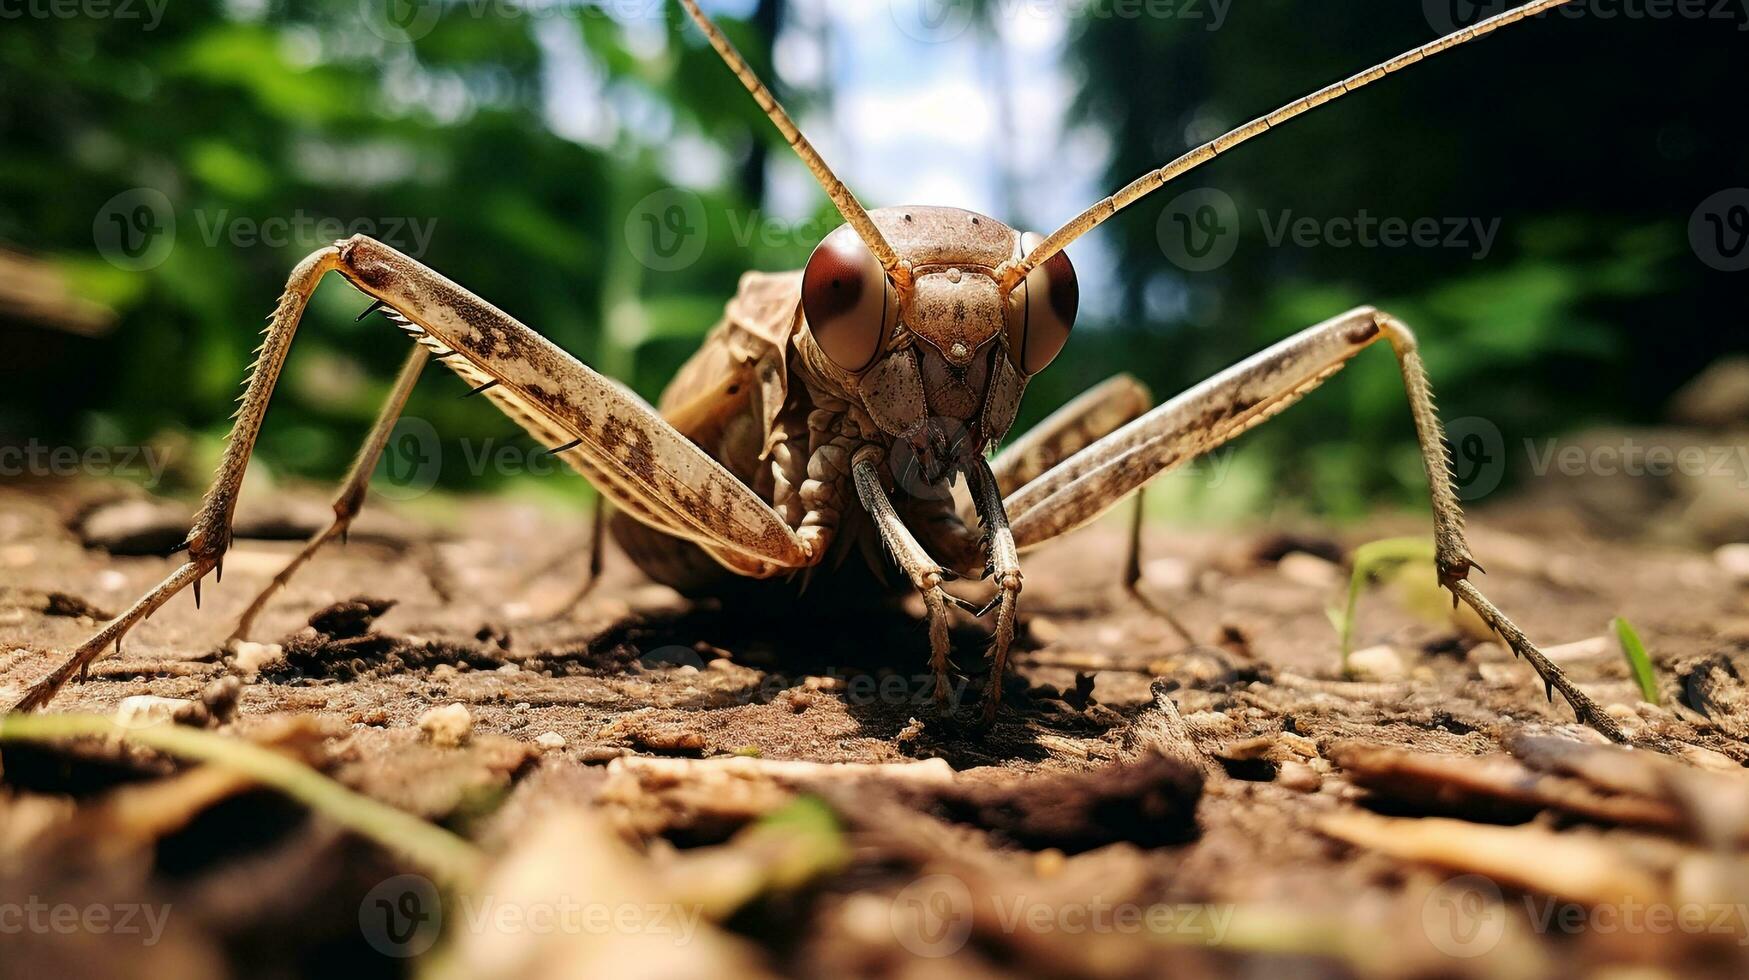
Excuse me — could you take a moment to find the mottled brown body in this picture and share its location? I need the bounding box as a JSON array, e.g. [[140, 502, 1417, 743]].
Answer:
[[617, 205, 1026, 595]]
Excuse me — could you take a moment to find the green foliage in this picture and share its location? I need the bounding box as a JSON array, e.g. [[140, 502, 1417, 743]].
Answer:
[[1, 2, 1732, 518], [1327, 536, 1435, 675]]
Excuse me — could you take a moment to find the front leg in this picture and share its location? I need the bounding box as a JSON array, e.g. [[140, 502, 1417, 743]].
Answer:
[[851, 448, 976, 714], [964, 456, 1022, 724]]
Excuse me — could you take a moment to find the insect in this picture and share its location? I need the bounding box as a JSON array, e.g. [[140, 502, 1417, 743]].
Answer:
[[13, 0, 1625, 743]]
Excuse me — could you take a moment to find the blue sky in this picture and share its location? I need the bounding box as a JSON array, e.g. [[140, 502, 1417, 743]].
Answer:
[[541, 0, 1122, 314]]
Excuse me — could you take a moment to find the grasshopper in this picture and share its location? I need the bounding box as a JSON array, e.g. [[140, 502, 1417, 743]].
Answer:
[[13, 0, 1625, 743]]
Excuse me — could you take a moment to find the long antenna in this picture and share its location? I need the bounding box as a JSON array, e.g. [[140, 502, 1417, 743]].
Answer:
[[1002, 0, 1577, 287], [676, 0, 908, 283]]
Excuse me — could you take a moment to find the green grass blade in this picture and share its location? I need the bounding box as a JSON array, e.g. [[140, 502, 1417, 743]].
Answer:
[[1611, 616, 1659, 704], [0, 712, 483, 886], [1332, 537, 1436, 675]]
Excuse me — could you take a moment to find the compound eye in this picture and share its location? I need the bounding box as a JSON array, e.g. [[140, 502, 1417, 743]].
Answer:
[[802, 225, 894, 375], [1005, 231, 1078, 375]]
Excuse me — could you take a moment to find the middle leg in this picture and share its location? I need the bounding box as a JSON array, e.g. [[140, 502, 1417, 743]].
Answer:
[[227, 343, 430, 643]]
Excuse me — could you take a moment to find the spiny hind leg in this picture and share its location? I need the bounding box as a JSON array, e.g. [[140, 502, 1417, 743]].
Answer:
[[227, 344, 430, 644], [12, 248, 342, 711], [16, 236, 822, 711], [1001, 307, 1626, 744]]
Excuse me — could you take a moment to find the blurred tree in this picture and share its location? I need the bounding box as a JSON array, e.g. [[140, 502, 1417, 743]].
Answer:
[[1059, 0, 1743, 515], [0, 0, 1740, 520]]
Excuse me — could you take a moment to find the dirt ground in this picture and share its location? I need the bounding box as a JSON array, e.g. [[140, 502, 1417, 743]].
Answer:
[[3, 476, 1749, 979]]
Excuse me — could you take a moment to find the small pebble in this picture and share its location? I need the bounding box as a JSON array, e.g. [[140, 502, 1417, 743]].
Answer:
[[1716, 543, 1749, 586], [634, 729, 706, 754], [1603, 703, 1644, 738], [201, 675, 243, 724], [535, 731, 567, 750], [1678, 743, 1739, 772], [115, 695, 191, 730], [418, 703, 473, 747], [0, 544, 38, 568], [229, 640, 284, 681], [1027, 616, 1064, 646], [1142, 557, 1193, 591], [1347, 644, 1407, 681], [1277, 761, 1323, 793], [1543, 636, 1611, 662], [1278, 551, 1343, 589]]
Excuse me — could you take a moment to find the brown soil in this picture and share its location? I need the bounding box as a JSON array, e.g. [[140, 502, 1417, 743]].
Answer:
[[2, 478, 1747, 979]]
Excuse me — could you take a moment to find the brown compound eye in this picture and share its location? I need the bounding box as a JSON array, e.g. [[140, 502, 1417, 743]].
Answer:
[[802, 225, 895, 374], [1004, 231, 1079, 375]]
